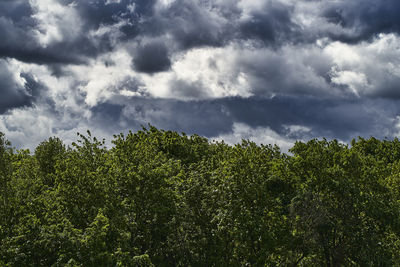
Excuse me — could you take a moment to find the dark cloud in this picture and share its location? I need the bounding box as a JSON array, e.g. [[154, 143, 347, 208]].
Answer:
[[90, 102, 124, 126], [0, 60, 33, 113], [148, 0, 298, 50], [0, 59, 54, 116], [4, 93, 399, 150], [88, 96, 400, 142], [89, 96, 233, 137], [155, 0, 229, 49], [67, 0, 147, 36], [2, 0, 400, 66], [0, 0, 135, 64], [221, 96, 395, 140], [169, 79, 208, 99], [239, 1, 296, 45], [132, 41, 171, 73], [20, 73, 43, 100], [0, 9, 36, 60], [0, 0, 33, 22], [0, 42, 92, 65], [0, 2, 93, 64], [0, 0, 167, 65], [323, 0, 400, 42]]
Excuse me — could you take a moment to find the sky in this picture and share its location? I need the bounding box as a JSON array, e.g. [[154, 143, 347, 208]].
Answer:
[[1, 0, 400, 151]]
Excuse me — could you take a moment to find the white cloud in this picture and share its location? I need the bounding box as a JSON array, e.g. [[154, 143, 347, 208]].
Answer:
[[4, 59, 27, 91], [324, 41, 362, 68], [330, 69, 368, 96], [324, 33, 400, 97], [89, 21, 127, 48], [30, 0, 83, 47], [105, 0, 121, 4], [67, 49, 137, 106], [212, 122, 295, 153], [283, 124, 311, 135], [137, 42, 334, 100], [238, 0, 269, 19], [139, 45, 253, 99]]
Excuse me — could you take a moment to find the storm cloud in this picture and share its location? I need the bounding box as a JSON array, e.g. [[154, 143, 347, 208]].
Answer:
[[322, 0, 400, 42], [132, 41, 171, 73], [0, 59, 35, 113], [1, 0, 400, 150], [88, 95, 400, 141]]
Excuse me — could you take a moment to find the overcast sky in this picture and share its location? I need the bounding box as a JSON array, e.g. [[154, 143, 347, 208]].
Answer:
[[1, 0, 400, 151]]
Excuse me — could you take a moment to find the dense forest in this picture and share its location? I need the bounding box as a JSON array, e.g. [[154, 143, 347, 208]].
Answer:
[[1, 126, 400, 266]]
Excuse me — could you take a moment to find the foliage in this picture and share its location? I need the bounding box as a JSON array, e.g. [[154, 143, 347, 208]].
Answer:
[[1, 128, 400, 266]]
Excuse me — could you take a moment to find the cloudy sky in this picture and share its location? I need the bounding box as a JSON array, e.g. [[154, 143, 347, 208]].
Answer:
[[1, 0, 400, 150]]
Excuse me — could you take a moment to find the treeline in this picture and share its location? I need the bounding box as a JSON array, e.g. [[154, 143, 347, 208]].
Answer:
[[1, 126, 400, 266]]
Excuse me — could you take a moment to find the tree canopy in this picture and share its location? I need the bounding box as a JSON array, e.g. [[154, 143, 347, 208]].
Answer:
[[1, 127, 400, 266]]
